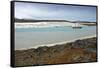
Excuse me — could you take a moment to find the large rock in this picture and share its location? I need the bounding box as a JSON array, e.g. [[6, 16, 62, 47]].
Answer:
[[15, 37, 97, 67]]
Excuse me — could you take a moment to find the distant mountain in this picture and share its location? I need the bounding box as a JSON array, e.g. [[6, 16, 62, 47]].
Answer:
[[15, 18, 96, 23], [71, 21, 97, 23], [15, 18, 69, 22]]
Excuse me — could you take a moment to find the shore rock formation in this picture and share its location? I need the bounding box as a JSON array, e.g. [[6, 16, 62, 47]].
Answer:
[[15, 37, 97, 67]]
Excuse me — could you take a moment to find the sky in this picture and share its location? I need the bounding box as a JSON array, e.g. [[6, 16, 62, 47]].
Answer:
[[15, 2, 97, 22]]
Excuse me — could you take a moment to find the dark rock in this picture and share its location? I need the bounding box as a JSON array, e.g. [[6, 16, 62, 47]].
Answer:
[[15, 37, 97, 67]]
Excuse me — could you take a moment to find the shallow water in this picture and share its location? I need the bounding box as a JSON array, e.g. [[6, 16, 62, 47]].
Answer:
[[15, 26, 96, 50]]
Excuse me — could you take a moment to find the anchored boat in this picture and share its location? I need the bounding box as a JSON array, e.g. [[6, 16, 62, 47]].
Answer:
[[72, 22, 82, 29]]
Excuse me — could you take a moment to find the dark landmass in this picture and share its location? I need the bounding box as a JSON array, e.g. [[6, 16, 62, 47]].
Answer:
[[15, 18, 69, 22], [80, 23, 97, 26], [15, 18, 96, 24], [15, 37, 97, 67], [71, 20, 96, 23]]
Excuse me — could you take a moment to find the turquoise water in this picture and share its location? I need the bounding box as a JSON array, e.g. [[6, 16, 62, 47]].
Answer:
[[15, 26, 96, 50], [16, 26, 96, 32]]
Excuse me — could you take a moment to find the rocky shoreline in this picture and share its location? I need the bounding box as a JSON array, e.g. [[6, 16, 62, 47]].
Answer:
[[15, 37, 97, 67]]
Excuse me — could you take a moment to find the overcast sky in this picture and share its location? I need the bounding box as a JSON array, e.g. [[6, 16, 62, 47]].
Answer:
[[15, 2, 97, 22]]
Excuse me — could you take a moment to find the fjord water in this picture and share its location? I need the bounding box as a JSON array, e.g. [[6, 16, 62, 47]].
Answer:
[[15, 26, 96, 50]]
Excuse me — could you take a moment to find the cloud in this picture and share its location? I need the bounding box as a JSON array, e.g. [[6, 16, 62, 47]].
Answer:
[[15, 2, 96, 22]]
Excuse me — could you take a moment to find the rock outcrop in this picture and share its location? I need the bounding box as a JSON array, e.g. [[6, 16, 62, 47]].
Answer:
[[15, 37, 97, 67]]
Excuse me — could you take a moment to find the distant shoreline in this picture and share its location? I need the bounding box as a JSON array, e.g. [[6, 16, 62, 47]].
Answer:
[[15, 35, 96, 50], [15, 18, 96, 23], [80, 23, 96, 26], [15, 21, 96, 29]]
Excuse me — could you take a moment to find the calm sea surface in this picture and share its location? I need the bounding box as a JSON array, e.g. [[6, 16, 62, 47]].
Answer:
[[15, 26, 96, 50]]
